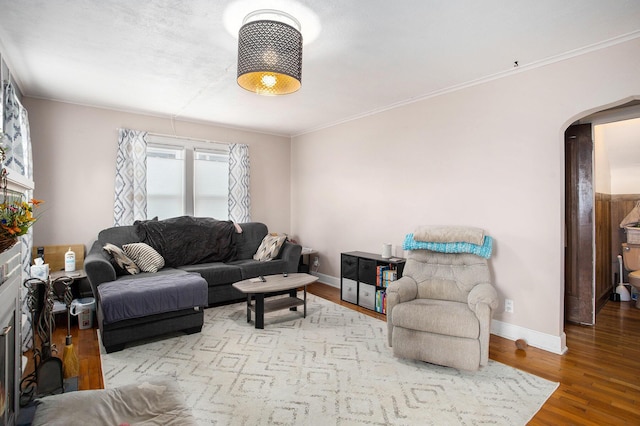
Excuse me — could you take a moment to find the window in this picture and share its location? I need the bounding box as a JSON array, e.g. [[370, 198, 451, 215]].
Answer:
[[194, 149, 229, 218], [146, 135, 229, 220], [146, 145, 185, 219]]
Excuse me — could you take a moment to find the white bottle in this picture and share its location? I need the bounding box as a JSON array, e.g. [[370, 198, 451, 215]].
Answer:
[[65, 247, 76, 272]]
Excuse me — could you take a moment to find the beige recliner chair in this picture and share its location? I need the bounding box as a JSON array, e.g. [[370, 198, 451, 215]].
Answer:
[[387, 247, 498, 371]]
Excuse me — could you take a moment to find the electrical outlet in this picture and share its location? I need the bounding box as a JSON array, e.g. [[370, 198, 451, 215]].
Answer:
[[505, 299, 514, 313], [313, 256, 319, 267]]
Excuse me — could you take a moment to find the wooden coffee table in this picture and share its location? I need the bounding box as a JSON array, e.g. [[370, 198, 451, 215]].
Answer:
[[232, 273, 319, 329]]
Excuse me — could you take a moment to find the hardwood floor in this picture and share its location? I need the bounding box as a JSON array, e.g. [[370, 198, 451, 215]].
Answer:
[[28, 282, 640, 424]]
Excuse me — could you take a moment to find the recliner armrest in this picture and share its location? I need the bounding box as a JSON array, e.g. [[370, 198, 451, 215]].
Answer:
[[386, 276, 418, 347], [467, 282, 499, 314], [387, 276, 418, 303], [468, 282, 498, 367]]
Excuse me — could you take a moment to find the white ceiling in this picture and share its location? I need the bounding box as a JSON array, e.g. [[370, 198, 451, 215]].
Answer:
[[0, 0, 639, 137]]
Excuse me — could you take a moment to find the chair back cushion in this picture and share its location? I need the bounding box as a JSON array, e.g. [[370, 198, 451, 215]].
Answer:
[[403, 251, 490, 303]]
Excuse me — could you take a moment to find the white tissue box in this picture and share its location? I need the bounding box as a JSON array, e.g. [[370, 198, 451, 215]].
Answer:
[[30, 264, 50, 281]]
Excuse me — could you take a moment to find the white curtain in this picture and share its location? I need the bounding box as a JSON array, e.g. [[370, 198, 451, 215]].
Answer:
[[3, 81, 34, 351], [2, 82, 31, 177], [228, 143, 251, 222], [115, 132, 248, 224], [114, 128, 148, 226]]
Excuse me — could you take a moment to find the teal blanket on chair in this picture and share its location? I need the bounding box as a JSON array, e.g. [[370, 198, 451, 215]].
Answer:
[[403, 233, 493, 259]]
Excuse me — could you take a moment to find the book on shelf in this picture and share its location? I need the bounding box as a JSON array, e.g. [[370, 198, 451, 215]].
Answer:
[[375, 289, 387, 314], [376, 265, 390, 287], [382, 268, 397, 288]]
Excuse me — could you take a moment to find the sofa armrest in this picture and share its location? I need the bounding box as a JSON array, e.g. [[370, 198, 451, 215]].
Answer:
[[278, 241, 302, 273], [386, 276, 418, 346], [84, 240, 116, 299]]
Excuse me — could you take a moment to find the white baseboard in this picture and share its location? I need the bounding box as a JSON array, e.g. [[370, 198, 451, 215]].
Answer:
[[491, 319, 567, 355], [313, 274, 568, 355], [313, 272, 340, 288]]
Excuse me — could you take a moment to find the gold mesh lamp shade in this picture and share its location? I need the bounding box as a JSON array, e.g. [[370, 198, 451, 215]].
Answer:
[[237, 10, 303, 95]]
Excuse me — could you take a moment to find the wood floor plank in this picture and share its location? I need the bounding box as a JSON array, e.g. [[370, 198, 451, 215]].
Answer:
[[22, 282, 640, 424]]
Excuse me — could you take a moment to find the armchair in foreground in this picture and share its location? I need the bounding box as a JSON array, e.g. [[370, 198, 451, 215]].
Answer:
[[386, 227, 498, 371]]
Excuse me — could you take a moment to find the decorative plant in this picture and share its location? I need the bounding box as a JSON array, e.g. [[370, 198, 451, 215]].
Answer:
[[0, 132, 44, 249], [0, 196, 43, 237]]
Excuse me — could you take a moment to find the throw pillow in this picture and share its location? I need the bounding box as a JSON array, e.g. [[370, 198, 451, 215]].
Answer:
[[122, 242, 165, 273], [103, 243, 140, 275], [253, 234, 287, 261]]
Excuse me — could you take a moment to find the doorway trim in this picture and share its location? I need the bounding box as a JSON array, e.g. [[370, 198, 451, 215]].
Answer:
[[561, 95, 640, 329]]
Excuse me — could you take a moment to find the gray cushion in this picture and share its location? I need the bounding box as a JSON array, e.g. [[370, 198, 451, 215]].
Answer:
[[231, 259, 289, 279], [391, 299, 479, 339], [112, 267, 184, 282], [233, 222, 268, 260], [178, 263, 242, 286], [98, 272, 207, 324]]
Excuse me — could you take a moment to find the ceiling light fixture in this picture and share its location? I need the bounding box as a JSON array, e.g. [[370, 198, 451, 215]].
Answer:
[[237, 9, 303, 96]]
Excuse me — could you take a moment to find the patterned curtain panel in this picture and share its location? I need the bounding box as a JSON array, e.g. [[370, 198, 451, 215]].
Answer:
[[3, 81, 35, 350], [2, 82, 31, 177], [114, 128, 148, 226], [228, 143, 251, 223]]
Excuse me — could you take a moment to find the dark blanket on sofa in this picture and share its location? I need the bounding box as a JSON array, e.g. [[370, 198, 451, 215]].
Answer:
[[135, 216, 238, 267]]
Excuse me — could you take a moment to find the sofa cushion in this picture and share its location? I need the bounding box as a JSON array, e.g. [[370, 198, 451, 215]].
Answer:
[[178, 263, 242, 286], [233, 222, 269, 260], [391, 299, 479, 339], [97, 271, 207, 324], [253, 234, 286, 261], [123, 242, 165, 273], [103, 243, 140, 275], [231, 259, 289, 279], [108, 268, 183, 282]]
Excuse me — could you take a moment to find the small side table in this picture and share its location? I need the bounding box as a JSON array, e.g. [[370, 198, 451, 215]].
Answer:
[[299, 248, 318, 273], [51, 269, 92, 298], [50, 269, 87, 281]]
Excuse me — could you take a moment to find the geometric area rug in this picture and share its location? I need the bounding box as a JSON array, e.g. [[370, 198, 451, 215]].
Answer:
[[101, 294, 559, 425]]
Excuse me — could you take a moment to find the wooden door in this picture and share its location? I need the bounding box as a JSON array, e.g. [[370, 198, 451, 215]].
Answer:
[[595, 192, 612, 312], [565, 123, 594, 325]]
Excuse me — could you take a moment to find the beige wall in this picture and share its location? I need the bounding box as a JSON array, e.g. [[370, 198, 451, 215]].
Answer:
[[24, 99, 292, 251], [594, 118, 640, 195], [20, 37, 640, 353], [291, 37, 640, 351], [594, 125, 612, 194]]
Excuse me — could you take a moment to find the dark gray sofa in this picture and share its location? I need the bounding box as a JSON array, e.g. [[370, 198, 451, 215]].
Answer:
[[84, 219, 302, 352]]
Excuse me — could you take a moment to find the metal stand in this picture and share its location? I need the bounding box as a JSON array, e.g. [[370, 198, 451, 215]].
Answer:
[[19, 276, 67, 406]]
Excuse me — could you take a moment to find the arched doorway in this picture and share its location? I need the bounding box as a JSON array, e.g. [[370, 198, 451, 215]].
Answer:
[[564, 98, 640, 325]]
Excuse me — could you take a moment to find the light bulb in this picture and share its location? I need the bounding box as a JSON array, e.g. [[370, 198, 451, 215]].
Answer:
[[261, 74, 277, 88]]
